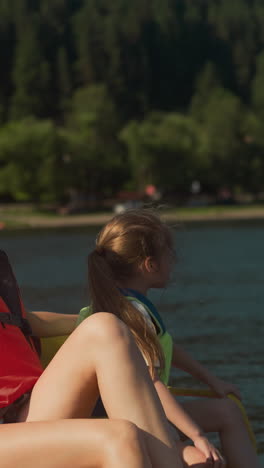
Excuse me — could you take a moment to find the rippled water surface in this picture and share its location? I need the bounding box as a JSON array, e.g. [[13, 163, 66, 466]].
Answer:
[[0, 220, 263, 462]]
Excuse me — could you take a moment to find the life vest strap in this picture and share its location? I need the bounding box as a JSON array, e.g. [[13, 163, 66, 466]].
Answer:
[[0, 250, 33, 338], [0, 311, 32, 335]]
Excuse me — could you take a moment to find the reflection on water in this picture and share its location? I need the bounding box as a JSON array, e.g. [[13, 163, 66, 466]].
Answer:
[[0, 220, 263, 459]]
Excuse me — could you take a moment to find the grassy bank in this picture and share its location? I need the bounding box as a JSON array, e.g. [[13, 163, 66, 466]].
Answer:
[[164, 203, 264, 221], [1, 203, 264, 230]]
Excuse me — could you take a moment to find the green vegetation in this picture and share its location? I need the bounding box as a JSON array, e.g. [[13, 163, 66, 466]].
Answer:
[[1, 0, 264, 203]]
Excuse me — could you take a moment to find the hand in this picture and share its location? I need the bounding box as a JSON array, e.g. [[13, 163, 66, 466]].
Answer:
[[193, 435, 226, 467], [209, 376, 241, 400]]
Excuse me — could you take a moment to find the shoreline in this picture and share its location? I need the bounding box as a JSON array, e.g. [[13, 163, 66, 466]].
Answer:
[[1, 206, 264, 229]]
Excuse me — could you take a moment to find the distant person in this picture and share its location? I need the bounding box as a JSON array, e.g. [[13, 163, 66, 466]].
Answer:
[[217, 187, 233, 205], [190, 180, 201, 195], [145, 184, 161, 201], [79, 208, 260, 468]]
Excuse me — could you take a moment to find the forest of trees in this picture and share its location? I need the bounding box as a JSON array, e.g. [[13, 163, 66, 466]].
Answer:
[[1, 0, 264, 204]]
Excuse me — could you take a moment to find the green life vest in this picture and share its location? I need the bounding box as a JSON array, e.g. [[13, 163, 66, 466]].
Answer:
[[77, 305, 93, 326], [78, 292, 173, 385]]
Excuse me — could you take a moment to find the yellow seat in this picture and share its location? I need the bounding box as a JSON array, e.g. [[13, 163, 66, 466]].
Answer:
[[40, 335, 68, 368]]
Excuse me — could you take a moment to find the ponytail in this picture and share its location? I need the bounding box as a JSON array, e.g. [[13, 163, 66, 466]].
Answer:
[[88, 248, 164, 378]]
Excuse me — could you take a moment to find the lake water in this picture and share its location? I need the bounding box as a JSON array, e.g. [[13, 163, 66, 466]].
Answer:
[[0, 220, 263, 462]]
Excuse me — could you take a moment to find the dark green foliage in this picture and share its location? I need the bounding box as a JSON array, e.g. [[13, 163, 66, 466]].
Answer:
[[63, 84, 125, 196], [0, 0, 264, 202], [11, 16, 51, 119], [0, 118, 63, 201], [120, 112, 205, 191]]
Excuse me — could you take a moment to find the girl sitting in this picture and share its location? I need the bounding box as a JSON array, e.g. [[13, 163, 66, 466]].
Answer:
[[78, 208, 259, 468]]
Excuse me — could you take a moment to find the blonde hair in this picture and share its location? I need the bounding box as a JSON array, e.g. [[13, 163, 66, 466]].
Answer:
[[88, 209, 174, 377]]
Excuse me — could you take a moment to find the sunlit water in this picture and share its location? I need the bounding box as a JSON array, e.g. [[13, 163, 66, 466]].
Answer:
[[0, 220, 263, 462]]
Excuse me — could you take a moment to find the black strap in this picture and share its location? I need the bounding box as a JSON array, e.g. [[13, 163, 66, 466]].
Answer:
[[0, 312, 32, 335], [0, 250, 32, 337]]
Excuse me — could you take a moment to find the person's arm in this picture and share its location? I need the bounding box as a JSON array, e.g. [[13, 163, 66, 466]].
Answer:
[[26, 311, 78, 338], [154, 377, 222, 463], [172, 342, 241, 399]]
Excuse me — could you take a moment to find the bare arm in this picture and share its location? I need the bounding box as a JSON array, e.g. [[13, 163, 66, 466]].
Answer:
[[172, 343, 241, 399], [154, 377, 202, 440], [172, 343, 215, 383], [154, 377, 223, 462], [26, 311, 78, 337]]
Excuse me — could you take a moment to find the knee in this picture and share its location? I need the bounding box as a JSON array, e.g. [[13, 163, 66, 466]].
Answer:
[[78, 313, 132, 347], [216, 398, 243, 429], [105, 420, 143, 460], [177, 441, 207, 467]]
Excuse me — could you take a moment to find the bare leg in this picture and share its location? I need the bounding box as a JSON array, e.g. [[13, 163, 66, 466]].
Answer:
[[182, 398, 260, 468], [25, 313, 183, 468], [0, 419, 152, 468]]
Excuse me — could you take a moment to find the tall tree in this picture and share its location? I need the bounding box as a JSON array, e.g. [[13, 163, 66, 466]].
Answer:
[[252, 51, 264, 118], [196, 87, 245, 189], [57, 46, 72, 114], [63, 84, 124, 196], [11, 15, 50, 119], [208, 0, 257, 97]]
